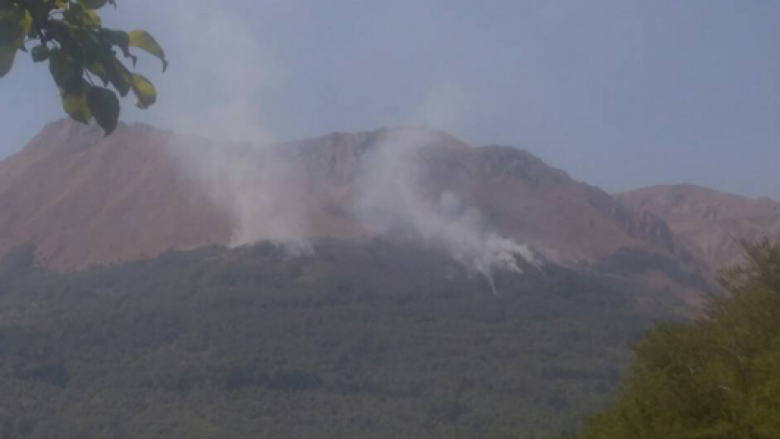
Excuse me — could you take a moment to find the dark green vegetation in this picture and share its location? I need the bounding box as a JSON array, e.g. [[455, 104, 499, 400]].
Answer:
[[597, 247, 716, 295], [0, 240, 686, 439], [0, 0, 166, 134], [563, 241, 780, 439]]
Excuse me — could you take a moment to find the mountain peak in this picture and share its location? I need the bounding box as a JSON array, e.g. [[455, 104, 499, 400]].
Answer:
[[20, 118, 175, 158], [0, 120, 695, 276], [288, 126, 471, 152], [620, 185, 780, 271], [29, 118, 104, 152]]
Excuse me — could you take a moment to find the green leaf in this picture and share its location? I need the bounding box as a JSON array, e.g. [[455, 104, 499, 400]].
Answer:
[[0, 8, 19, 46], [0, 45, 16, 78], [102, 29, 130, 49], [87, 86, 120, 135], [20, 10, 32, 43], [128, 30, 168, 72], [47, 20, 72, 42], [77, 29, 106, 66], [105, 57, 132, 96], [48, 48, 82, 87], [63, 1, 85, 23], [130, 74, 156, 109], [79, 0, 109, 9], [46, 1, 70, 10], [100, 29, 136, 65], [31, 45, 49, 63], [0, 5, 30, 48], [61, 79, 92, 124], [87, 61, 109, 86], [83, 9, 101, 26]]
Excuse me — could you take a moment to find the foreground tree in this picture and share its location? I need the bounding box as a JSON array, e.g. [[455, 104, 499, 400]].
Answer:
[[0, 0, 166, 134], [557, 240, 780, 439]]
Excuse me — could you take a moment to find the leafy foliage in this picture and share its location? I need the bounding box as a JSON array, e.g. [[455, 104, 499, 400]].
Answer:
[[0, 239, 686, 439], [562, 240, 780, 439], [0, 0, 166, 134]]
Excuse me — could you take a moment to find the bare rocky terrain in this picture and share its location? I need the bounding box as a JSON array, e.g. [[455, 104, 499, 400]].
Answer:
[[620, 184, 780, 273], [0, 120, 691, 274]]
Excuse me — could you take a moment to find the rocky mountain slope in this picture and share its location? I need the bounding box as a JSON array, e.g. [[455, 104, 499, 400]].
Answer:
[[619, 185, 780, 273], [0, 121, 232, 269], [0, 120, 690, 275]]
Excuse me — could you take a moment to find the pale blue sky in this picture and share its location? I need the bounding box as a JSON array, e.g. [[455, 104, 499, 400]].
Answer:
[[2, 1, 780, 198]]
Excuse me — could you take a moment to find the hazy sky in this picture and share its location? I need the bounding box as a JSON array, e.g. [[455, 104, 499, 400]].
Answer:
[[2, 1, 780, 198]]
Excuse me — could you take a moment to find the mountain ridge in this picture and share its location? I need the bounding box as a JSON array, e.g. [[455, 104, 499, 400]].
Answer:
[[0, 120, 698, 295], [619, 184, 780, 273]]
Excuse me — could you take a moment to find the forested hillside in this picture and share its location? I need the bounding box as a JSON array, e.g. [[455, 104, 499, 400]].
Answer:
[[561, 241, 780, 438], [0, 240, 685, 439]]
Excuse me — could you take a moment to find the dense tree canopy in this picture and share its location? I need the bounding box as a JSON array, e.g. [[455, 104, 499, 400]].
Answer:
[[559, 241, 780, 439], [0, 239, 686, 439], [0, 0, 166, 134]]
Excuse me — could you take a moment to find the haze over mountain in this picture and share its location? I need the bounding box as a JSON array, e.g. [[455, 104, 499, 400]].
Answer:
[[2, 119, 775, 437], [620, 185, 780, 273], [0, 120, 690, 278]]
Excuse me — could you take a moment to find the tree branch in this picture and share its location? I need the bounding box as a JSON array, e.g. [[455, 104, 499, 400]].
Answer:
[[16, 0, 51, 46]]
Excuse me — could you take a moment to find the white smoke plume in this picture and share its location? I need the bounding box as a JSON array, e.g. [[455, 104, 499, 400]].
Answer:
[[145, 0, 313, 251], [169, 127, 540, 291], [352, 129, 540, 294], [412, 81, 469, 135], [139, 2, 538, 285], [132, 0, 286, 144], [166, 139, 312, 251]]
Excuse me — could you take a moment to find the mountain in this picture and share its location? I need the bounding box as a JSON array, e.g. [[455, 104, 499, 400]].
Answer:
[[0, 121, 710, 437], [0, 120, 693, 277], [619, 184, 780, 273], [0, 120, 232, 269]]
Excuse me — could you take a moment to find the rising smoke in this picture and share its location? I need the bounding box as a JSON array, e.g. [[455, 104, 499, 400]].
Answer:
[[169, 129, 540, 293], [166, 138, 312, 250], [351, 129, 539, 294], [150, 1, 538, 290]]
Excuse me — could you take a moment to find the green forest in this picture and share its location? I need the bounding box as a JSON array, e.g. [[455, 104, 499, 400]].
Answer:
[[0, 239, 685, 439], [559, 241, 780, 439]]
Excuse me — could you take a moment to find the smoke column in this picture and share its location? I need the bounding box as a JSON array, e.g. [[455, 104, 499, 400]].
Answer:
[[147, 1, 538, 288], [351, 129, 539, 294]]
